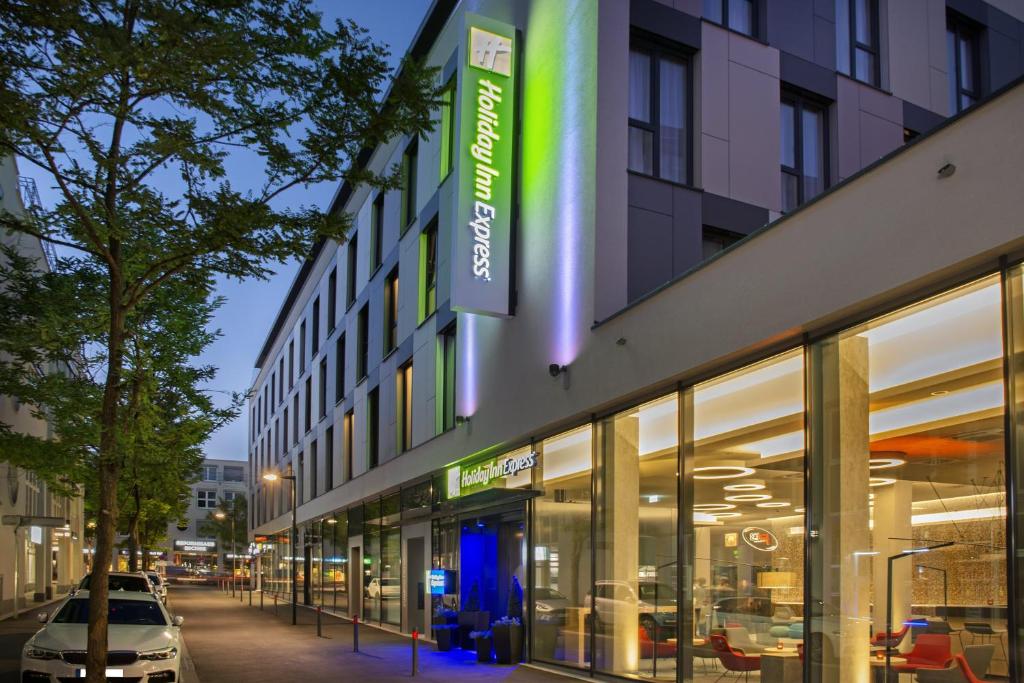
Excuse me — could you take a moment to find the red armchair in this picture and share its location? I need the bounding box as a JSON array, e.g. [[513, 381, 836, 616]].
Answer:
[[891, 634, 953, 677], [638, 626, 677, 659], [953, 654, 985, 683], [871, 624, 909, 649], [796, 642, 804, 661], [710, 634, 761, 682]]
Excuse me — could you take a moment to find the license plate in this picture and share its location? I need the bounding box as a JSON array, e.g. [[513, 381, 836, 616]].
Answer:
[[75, 669, 124, 678]]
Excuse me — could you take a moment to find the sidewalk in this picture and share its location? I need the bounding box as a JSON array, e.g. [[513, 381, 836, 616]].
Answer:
[[170, 585, 579, 683], [0, 600, 62, 683]]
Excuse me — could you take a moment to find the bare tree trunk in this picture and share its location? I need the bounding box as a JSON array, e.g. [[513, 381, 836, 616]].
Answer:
[[86, 262, 125, 683], [126, 485, 140, 572]]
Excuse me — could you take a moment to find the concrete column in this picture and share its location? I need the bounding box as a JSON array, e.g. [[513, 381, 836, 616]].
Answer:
[[872, 481, 913, 643], [817, 335, 872, 682], [598, 415, 639, 673]]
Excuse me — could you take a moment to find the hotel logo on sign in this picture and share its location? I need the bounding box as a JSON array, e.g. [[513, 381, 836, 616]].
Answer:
[[469, 27, 512, 76], [446, 451, 536, 499]]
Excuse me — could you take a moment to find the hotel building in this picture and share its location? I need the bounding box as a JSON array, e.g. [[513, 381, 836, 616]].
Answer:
[[248, 1, 1024, 680]]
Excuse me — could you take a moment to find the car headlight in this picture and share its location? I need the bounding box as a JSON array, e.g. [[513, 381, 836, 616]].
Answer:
[[139, 647, 178, 661], [25, 646, 61, 660], [536, 602, 553, 612]]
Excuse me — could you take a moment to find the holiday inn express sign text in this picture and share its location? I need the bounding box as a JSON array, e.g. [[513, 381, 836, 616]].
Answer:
[[452, 15, 517, 317], [447, 451, 536, 499]]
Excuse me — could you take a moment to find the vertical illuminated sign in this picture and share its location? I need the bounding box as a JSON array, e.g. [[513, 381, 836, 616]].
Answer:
[[451, 14, 517, 317]]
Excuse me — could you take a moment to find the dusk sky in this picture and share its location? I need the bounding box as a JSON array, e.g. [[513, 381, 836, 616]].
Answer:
[[19, 0, 432, 462]]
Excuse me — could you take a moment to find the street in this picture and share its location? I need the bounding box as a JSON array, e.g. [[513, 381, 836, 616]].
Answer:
[[3, 586, 579, 683]]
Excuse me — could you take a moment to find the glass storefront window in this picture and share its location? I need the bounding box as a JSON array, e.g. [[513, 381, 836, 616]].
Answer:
[[684, 349, 806, 681], [595, 394, 679, 679], [322, 512, 349, 614], [381, 494, 402, 626], [533, 426, 593, 670], [809, 275, 1009, 680], [363, 499, 381, 623]]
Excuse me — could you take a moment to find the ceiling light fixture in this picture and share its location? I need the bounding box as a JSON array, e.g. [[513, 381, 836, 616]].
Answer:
[[869, 457, 905, 470], [709, 512, 743, 519], [725, 493, 773, 502], [756, 501, 791, 508], [870, 477, 897, 487], [723, 479, 765, 492], [694, 503, 737, 511], [694, 461, 755, 480]]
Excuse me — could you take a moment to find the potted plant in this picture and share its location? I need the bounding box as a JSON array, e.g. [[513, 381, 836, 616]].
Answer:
[[432, 605, 458, 652], [458, 581, 489, 649], [492, 577, 525, 664], [470, 629, 493, 662]]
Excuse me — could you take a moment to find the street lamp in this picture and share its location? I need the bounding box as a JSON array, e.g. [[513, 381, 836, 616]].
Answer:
[[263, 463, 297, 626], [214, 508, 236, 598]]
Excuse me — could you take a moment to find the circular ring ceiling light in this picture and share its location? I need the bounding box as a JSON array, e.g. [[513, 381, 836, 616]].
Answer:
[[694, 503, 737, 511], [725, 493, 773, 502], [869, 457, 905, 470], [709, 512, 743, 519], [756, 501, 791, 508], [694, 461, 755, 480], [723, 479, 766, 492], [869, 477, 897, 487]]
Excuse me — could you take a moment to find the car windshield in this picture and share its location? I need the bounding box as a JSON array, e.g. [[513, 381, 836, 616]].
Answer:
[[534, 588, 566, 600], [638, 584, 677, 603], [53, 599, 167, 625], [146, 574, 162, 586], [79, 575, 151, 592]]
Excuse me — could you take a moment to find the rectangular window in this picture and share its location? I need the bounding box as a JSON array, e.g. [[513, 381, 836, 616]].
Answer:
[[397, 362, 413, 453], [283, 407, 289, 450], [780, 90, 828, 213], [313, 298, 321, 357], [201, 465, 218, 482], [298, 453, 304, 505], [400, 139, 418, 230], [288, 340, 294, 389], [223, 466, 244, 483], [703, 0, 756, 37], [947, 14, 980, 114], [628, 43, 690, 184], [357, 304, 369, 381], [367, 387, 379, 469], [318, 358, 328, 419], [439, 77, 456, 180], [269, 375, 275, 415], [837, 0, 880, 86], [310, 440, 318, 500], [197, 490, 217, 509], [346, 233, 358, 308], [438, 323, 457, 433], [325, 426, 334, 491], [335, 335, 345, 404], [344, 410, 354, 482], [327, 268, 337, 333], [299, 320, 307, 371], [419, 219, 438, 322], [304, 377, 312, 433], [384, 268, 399, 354], [292, 394, 299, 444], [371, 193, 384, 272]]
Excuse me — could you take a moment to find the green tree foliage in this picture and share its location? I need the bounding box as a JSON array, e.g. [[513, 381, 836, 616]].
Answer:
[[0, 2, 437, 679]]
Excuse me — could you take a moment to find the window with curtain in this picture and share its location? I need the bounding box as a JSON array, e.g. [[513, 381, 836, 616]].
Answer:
[[947, 14, 980, 114], [780, 90, 828, 213], [703, 0, 756, 37], [628, 41, 690, 185], [837, 0, 880, 86]]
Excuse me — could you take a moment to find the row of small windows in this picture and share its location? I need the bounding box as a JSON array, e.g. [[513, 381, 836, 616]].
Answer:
[[252, 322, 457, 526], [628, 8, 985, 212]]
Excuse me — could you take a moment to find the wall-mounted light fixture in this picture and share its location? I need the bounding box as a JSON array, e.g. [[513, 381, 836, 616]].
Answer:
[[455, 415, 471, 427], [937, 162, 956, 178], [548, 363, 567, 378]]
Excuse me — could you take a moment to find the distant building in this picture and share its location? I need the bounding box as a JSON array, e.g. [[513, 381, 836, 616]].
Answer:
[[163, 458, 248, 573], [0, 156, 85, 620]]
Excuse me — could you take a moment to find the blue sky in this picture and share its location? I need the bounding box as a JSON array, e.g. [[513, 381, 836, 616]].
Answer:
[[19, 0, 432, 461]]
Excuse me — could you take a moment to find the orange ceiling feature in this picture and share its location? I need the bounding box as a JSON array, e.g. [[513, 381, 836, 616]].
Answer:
[[870, 435, 1002, 458]]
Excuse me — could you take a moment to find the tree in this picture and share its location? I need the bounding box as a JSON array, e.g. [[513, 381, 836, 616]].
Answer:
[[0, 2, 437, 679], [208, 495, 248, 573]]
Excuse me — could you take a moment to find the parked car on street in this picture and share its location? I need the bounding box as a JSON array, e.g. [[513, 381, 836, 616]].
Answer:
[[586, 580, 678, 638], [74, 571, 156, 596], [21, 589, 183, 682], [365, 577, 400, 599]]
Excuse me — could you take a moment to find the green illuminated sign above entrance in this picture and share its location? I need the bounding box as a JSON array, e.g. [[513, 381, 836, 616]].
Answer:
[[451, 15, 517, 317], [446, 450, 536, 500]]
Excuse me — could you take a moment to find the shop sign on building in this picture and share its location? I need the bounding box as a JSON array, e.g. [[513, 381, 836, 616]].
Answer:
[[446, 450, 536, 499], [451, 14, 517, 317], [174, 539, 216, 552]]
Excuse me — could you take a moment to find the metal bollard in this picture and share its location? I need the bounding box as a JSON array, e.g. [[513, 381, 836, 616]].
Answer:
[[411, 630, 419, 676], [248, 585, 252, 607], [353, 615, 360, 652], [316, 606, 322, 638], [274, 594, 278, 615], [260, 589, 264, 611]]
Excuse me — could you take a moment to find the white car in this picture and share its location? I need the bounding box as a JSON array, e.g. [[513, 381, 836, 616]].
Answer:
[[21, 589, 183, 683], [365, 577, 400, 599]]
